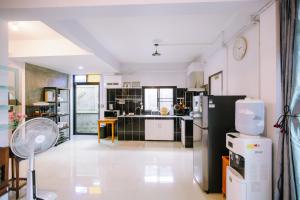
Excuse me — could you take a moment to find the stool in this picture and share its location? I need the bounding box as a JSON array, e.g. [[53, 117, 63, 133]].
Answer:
[[98, 118, 117, 143]]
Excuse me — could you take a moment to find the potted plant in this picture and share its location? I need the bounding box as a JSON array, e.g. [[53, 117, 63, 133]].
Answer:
[[9, 112, 27, 131]]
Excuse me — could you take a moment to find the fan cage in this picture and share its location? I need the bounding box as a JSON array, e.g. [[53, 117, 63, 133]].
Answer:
[[10, 117, 59, 159]]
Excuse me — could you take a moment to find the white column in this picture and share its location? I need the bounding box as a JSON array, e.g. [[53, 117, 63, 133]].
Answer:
[[0, 18, 9, 147], [0, 18, 9, 200], [259, 1, 281, 187]]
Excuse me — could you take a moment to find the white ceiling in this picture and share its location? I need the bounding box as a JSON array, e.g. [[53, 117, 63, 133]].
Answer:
[[2, 0, 270, 74], [9, 21, 65, 40], [13, 55, 114, 74], [79, 13, 231, 63], [7, 21, 117, 74]]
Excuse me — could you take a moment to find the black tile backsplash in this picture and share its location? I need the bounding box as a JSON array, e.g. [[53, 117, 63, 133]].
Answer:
[[107, 88, 142, 115], [108, 88, 198, 115], [176, 88, 200, 111]]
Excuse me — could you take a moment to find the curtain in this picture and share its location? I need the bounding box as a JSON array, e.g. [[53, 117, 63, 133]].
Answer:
[[291, 1, 300, 198], [275, 0, 298, 200]]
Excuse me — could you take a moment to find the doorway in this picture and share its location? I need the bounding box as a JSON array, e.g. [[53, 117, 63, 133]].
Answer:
[[73, 75, 100, 135]]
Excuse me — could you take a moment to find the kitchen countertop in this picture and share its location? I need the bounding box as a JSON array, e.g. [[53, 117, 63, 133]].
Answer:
[[181, 116, 193, 120], [118, 115, 181, 118], [118, 115, 191, 119]]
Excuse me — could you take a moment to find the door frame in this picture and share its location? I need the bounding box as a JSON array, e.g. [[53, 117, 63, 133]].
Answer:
[[209, 71, 223, 95], [73, 82, 100, 135]]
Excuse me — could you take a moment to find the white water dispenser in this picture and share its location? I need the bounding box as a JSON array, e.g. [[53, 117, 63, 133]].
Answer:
[[226, 99, 272, 200]]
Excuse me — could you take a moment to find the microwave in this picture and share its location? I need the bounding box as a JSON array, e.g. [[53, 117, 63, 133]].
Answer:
[[104, 110, 120, 118]]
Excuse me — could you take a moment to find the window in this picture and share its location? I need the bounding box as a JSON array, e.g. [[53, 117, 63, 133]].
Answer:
[[74, 75, 86, 83], [87, 74, 100, 83], [159, 88, 174, 111], [74, 74, 100, 83], [144, 88, 158, 111], [144, 87, 174, 112]]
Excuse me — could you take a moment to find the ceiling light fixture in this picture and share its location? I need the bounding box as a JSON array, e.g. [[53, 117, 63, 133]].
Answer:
[[78, 66, 84, 70], [152, 43, 161, 56]]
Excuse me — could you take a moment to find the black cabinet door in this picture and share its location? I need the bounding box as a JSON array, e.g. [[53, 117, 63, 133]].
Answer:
[[117, 118, 125, 140], [124, 117, 133, 140], [132, 117, 140, 140]]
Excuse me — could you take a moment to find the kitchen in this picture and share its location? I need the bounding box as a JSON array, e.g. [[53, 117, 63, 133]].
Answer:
[[103, 83, 198, 145]]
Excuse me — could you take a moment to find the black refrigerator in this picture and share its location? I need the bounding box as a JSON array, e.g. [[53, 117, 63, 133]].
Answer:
[[193, 95, 245, 193]]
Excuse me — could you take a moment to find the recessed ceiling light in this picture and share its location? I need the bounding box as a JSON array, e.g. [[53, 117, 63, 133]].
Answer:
[[9, 22, 19, 31], [78, 66, 84, 70]]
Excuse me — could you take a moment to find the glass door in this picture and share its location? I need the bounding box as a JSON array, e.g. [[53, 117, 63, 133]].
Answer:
[[74, 83, 99, 135]]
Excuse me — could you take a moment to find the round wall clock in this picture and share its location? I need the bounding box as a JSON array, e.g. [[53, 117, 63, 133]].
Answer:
[[233, 37, 247, 61]]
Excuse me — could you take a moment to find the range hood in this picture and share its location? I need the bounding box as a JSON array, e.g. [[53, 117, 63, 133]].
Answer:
[[187, 71, 205, 91]]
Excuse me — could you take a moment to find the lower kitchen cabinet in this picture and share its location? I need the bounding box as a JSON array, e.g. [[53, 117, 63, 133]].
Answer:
[[124, 117, 133, 140], [117, 116, 185, 142], [145, 119, 174, 141], [181, 119, 193, 148]]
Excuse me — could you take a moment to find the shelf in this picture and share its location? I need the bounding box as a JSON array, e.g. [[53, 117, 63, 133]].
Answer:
[[44, 87, 69, 91], [59, 126, 69, 131], [47, 101, 69, 103], [55, 137, 69, 146], [57, 113, 70, 117], [116, 98, 142, 101], [43, 87, 70, 146]]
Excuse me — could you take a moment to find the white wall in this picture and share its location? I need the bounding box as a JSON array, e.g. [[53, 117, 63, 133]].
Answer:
[[203, 48, 227, 93], [186, 61, 204, 75], [203, 24, 260, 98], [227, 24, 260, 98], [203, 1, 281, 190], [122, 71, 187, 88], [120, 63, 187, 87], [8, 60, 26, 115], [0, 18, 8, 200], [0, 19, 9, 148], [259, 2, 281, 187]]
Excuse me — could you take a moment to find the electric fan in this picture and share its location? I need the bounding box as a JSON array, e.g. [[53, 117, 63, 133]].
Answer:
[[10, 118, 59, 200]]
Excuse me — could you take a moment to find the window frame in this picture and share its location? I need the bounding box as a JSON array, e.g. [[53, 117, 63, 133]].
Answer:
[[142, 86, 176, 113]]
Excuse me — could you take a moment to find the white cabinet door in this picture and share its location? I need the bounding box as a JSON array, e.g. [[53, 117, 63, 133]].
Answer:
[[145, 120, 174, 141], [160, 120, 174, 141], [145, 120, 155, 140], [181, 120, 185, 146]]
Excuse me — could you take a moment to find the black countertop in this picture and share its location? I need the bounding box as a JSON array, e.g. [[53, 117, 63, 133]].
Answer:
[[118, 115, 183, 118]]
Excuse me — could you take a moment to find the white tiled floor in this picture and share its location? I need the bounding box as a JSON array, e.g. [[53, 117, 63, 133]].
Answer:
[[12, 136, 222, 200]]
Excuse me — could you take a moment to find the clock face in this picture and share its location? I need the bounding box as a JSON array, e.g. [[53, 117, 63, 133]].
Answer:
[[233, 37, 247, 61]]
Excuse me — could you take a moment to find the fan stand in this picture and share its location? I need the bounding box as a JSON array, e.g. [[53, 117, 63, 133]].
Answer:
[[22, 155, 57, 200]]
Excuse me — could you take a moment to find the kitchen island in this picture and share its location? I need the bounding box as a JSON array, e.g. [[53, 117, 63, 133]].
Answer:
[[117, 115, 182, 141]]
